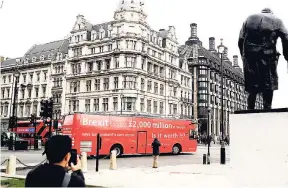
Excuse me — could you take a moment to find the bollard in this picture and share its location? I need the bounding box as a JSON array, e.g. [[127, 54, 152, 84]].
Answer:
[[220, 143, 226, 164], [207, 153, 210, 165], [81, 152, 88, 173], [109, 150, 117, 170], [203, 154, 207, 165], [6, 155, 16, 175]]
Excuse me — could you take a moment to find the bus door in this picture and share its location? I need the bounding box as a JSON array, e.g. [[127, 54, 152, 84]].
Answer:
[[137, 131, 147, 154]]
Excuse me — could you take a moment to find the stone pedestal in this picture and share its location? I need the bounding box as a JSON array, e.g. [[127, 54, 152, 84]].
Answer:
[[229, 108, 288, 187]]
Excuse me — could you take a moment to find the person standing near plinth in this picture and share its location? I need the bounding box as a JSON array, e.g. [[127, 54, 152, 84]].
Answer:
[[152, 138, 161, 168], [238, 8, 288, 109]]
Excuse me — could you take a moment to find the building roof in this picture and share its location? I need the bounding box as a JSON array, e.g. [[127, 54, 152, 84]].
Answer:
[[1, 39, 69, 69], [92, 22, 113, 32], [24, 39, 69, 60], [0, 58, 20, 68], [178, 44, 244, 84]]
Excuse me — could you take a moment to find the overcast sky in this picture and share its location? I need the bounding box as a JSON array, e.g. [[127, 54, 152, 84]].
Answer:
[[0, 0, 287, 108]]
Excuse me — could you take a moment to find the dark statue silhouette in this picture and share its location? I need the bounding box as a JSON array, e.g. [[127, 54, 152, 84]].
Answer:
[[238, 8, 288, 110]]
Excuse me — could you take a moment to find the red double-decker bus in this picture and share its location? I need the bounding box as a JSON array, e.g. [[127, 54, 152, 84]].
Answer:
[[62, 113, 198, 156], [11, 120, 63, 145]]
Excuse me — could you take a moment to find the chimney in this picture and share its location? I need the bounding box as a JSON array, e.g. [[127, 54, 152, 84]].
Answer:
[[223, 47, 228, 59], [209, 37, 215, 51], [233, 55, 239, 67], [190, 23, 197, 38]]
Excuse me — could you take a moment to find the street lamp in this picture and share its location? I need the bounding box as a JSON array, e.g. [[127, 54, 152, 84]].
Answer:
[[120, 93, 124, 115], [8, 59, 20, 150], [218, 39, 226, 165], [12, 59, 20, 128], [207, 107, 211, 164]]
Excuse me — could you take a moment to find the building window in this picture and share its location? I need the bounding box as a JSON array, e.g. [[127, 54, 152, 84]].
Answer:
[[147, 62, 152, 73], [28, 88, 32, 98], [160, 102, 164, 114], [29, 73, 33, 82], [69, 100, 79, 112], [44, 72, 47, 81], [21, 89, 25, 99], [87, 62, 93, 72], [85, 99, 90, 112], [173, 104, 177, 115], [169, 103, 173, 114], [141, 58, 145, 70], [116, 40, 120, 48], [19, 106, 24, 117], [122, 97, 136, 111], [114, 56, 119, 68], [113, 97, 118, 111], [70, 81, 80, 93], [102, 98, 109, 111], [153, 101, 158, 114], [125, 56, 136, 68], [86, 80, 91, 92], [8, 75, 11, 83], [1, 89, 4, 98], [114, 77, 118, 89], [33, 103, 37, 115], [7, 88, 10, 98], [147, 100, 151, 113], [93, 98, 99, 111], [103, 78, 109, 90], [108, 44, 112, 51], [42, 86, 46, 97], [173, 87, 177, 97], [72, 63, 81, 74], [99, 46, 104, 53], [153, 65, 158, 75], [154, 83, 158, 94], [35, 88, 39, 98], [23, 74, 26, 83], [140, 98, 144, 112], [147, 80, 152, 92], [123, 76, 136, 89], [105, 59, 110, 70], [37, 73, 40, 81], [73, 47, 82, 57], [95, 79, 100, 90], [141, 78, 145, 90], [96, 61, 102, 71], [3, 76, 6, 83], [91, 47, 96, 54]]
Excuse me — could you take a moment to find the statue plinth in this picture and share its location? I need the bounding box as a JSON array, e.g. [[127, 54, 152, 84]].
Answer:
[[229, 108, 288, 187]]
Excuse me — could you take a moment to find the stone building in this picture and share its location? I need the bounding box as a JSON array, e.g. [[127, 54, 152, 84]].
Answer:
[[178, 23, 263, 136], [0, 0, 193, 130]]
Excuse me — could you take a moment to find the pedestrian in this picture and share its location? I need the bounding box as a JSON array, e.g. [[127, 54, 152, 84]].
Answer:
[[25, 135, 85, 187], [238, 8, 288, 109], [151, 137, 161, 168]]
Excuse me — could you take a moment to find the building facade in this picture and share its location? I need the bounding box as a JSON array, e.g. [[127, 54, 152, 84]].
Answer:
[[179, 23, 263, 136], [0, 0, 193, 130]]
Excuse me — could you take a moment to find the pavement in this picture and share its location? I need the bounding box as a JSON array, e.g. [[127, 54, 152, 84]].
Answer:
[[1, 145, 229, 174]]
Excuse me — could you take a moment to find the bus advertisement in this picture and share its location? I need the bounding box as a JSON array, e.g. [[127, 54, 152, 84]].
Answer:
[[62, 113, 198, 156]]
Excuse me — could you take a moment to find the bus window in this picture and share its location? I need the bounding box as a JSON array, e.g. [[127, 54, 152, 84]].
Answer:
[[189, 130, 197, 140]]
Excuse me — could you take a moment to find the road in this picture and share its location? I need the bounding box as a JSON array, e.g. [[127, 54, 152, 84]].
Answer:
[[1, 144, 229, 176]]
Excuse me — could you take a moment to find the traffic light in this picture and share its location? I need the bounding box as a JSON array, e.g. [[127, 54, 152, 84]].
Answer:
[[46, 98, 53, 118], [9, 117, 13, 129], [40, 100, 47, 117], [53, 120, 58, 130], [9, 116, 18, 129]]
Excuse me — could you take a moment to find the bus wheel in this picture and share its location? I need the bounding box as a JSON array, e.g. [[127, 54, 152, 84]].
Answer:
[[110, 144, 123, 157], [172, 144, 181, 155]]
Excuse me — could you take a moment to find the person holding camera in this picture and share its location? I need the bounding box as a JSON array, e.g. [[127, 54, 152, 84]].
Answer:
[[25, 135, 85, 187]]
